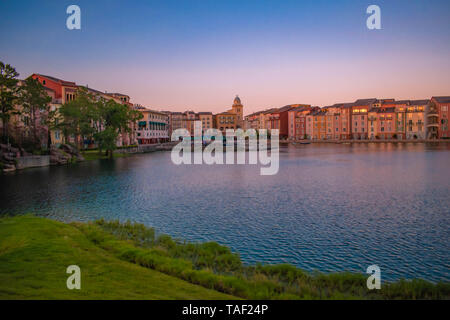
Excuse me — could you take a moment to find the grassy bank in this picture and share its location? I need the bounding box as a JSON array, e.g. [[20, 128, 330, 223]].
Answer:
[[0, 215, 448, 300], [81, 150, 130, 161], [0, 215, 235, 299]]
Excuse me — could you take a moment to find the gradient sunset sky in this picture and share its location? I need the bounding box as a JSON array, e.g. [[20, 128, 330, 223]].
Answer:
[[1, 0, 449, 114]]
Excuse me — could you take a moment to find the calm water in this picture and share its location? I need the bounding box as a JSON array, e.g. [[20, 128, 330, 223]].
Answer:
[[1, 143, 449, 282]]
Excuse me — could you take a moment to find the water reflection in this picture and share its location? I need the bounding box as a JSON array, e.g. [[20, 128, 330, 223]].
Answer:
[[1, 143, 449, 282]]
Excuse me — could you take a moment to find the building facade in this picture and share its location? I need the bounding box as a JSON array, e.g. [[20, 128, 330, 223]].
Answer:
[[136, 109, 169, 144]]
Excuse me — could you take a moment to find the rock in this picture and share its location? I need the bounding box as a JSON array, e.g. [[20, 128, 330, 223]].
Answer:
[[60, 144, 80, 156], [2, 163, 16, 172], [2, 153, 15, 162], [76, 154, 85, 162], [9, 146, 19, 153]]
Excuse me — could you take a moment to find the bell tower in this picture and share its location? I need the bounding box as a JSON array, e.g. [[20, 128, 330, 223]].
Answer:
[[232, 95, 244, 128]]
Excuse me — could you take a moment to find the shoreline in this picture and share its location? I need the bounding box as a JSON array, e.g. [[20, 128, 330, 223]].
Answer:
[[283, 139, 450, 145], [1, 214, 448, 300]]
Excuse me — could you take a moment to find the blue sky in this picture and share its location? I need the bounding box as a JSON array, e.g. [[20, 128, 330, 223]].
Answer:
[[1, 0, 449, 113]]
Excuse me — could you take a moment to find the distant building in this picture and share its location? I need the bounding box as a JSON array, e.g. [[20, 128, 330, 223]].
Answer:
[[430, 96, 450, 139], [31, 74, 136, 148], [198, 112, 213, 133], [214, 95, 245, 134], [136, 108, 169, 144], [287, 105, 314, 140], [351, 99, 377, 140], [406, 100, 428, 139]]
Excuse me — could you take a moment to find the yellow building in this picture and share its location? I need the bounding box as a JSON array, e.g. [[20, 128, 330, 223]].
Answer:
[[198, 112, 213, 133], [214, 112, 237, 132], [406, 100, 428, 139]]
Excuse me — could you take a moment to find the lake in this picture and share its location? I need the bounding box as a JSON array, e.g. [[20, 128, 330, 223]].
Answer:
[[1, 143, 449, 282]]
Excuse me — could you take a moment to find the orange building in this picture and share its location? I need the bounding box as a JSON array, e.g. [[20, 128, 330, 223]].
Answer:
[[350, 99, 377, 139], [430, 96, 450, 138]]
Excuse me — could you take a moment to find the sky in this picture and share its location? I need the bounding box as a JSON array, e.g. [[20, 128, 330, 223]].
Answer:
[[1, 0, 450, 114]]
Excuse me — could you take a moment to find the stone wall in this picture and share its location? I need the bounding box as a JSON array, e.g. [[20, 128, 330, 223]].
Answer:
[[16, 155, 50, 170]]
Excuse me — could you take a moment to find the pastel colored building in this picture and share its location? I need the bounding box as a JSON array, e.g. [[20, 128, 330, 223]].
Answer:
[[198, 112, 213, 133], [430, 96, 450, 138], [406, 100, 428, 139], [136, 108, 169, 144], [287, 105, 312, 140], [306, 113, 314, 139], [351, 99, 377, 140], [31, 74, 136, 147], [312, 110, 327, 140], [368, 109, 378, 139], [375, 107, 396, 139], [339, 103, 353, 140]]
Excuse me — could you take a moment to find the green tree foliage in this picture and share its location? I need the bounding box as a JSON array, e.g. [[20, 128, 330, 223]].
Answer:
[[20, 77, 52, 148], [0, 62, 21, 143], [59, 87, 142, 156], [58, 87, 97, 147], [92, 98, 141, 157]]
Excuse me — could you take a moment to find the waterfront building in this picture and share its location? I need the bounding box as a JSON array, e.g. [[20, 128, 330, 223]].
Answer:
[[375, 107, 396, 139], [430, 96, 450, 139], [170, 112, 185, 136], [322, 105, 341, 140], [393, 100, 410, 140], [3, 80, 58, 148], [214, 111, 237, 132], [406, 100, 428, 139], [261, 108, 277, 131], [213, 95, 245, 134], [136, 108, 169, 144], [31, 74, 136, 148], [287, 105, 313, 140], [339, 103, 353, 140], [245, 111, 263, 131], [305, 113, 314, 139], [183, 111, 197, 135], [312, 109, 327, 140], [198, 112, 213, 133], [368, 109, 378, 139], [351, 99, 377, 140], [267, 105, 297, 139], [230, 95, 244, 129], [372, 98, 395, 108]]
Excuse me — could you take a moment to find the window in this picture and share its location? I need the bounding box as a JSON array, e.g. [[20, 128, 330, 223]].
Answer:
[[443, 106, 448, 112]]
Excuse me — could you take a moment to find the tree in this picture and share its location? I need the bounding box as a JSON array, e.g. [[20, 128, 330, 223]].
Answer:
[[58, 87, 97, 148], [0, 62, 21, 143], [95, 99, 142, 158], [94, 127, 117, 158], [20, 77, 52, 149]]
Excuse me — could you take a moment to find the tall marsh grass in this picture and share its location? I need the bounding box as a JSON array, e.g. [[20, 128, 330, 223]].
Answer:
[[76, 219, 450, 300]]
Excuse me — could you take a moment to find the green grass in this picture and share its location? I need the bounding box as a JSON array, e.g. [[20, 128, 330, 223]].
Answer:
[[1, 215, 449, 300], [0, 215, 236, 300], [81, 150, 129, 161]]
